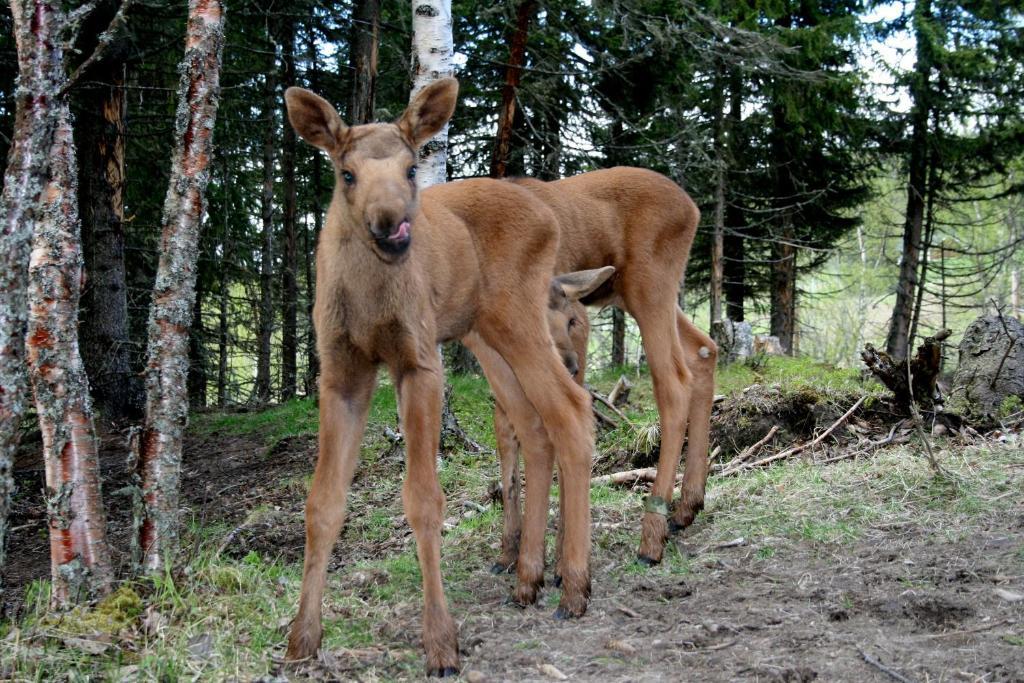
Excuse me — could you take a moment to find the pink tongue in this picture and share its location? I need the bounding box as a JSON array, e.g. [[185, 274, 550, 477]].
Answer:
[[389, 221, 410, 240]]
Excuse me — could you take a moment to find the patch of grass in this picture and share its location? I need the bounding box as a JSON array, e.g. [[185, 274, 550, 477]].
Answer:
[[190, 396, 319, 447], [716, 355, 874, 397]]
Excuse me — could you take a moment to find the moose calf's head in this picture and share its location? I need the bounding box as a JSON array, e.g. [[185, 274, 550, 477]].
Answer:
[[548, 266, 615, 378], [284, 78, 459, 262]]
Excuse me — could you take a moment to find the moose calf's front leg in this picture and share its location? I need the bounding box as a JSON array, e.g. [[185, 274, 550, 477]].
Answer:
[[288, 366, 376, 660], [398, 362, 459, 676]]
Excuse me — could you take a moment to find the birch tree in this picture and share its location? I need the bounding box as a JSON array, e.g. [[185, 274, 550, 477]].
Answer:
[[136, 0, 225, 572], [0, 0, 60, 594], [410, 0, 454, 188], [2, 0, 117, 605]]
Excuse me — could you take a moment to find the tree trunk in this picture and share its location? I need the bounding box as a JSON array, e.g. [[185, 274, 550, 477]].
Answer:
[[27, 77, 115, 609], [723, 72, 744, 323], [5, 0, 114, 604], [411, 0, 455, 188], [769, 94, 796, 354], [723, 214, 745, 322], [254, 58, 276, 403], [709, 69, 726, 325], [0, 0, 45, 594], [611, 308, 626, 367], [137, 0, 225, 573], [279, 20, 298, 402], [886, 0, 932, 359], [489, 0, 536, 179], [350, 0, 380, 124], [304, 22, 322, 396], [188, 285, 207, 407], [909, 164, 938, 346], [77, 56, 141, 422], [1012, 268, 1020, 320], [535, 97, 562, 180], [217, 155, 230, 406]]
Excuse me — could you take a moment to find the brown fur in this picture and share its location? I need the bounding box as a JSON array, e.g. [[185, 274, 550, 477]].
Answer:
[[491, 267, 611, 575], [283, 80, 596, 675], [499, 169, 718, 568]]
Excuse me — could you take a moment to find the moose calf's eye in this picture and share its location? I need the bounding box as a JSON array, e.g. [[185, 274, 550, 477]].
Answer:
[[568, 318, 578, 329], [342, 170, 355, 185], [407, 166, 417, 181]]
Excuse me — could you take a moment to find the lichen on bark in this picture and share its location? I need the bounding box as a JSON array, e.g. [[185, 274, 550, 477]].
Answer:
[[5, 0, 114, 605], [137, 0, 225, 573]]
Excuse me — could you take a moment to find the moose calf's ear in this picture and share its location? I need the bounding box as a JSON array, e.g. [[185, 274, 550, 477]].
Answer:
[[397, 77, 459, 148], [554, 266, 616, 301], [285, 87, 347, 153]]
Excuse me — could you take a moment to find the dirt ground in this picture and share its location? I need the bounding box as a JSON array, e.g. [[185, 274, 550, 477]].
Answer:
[[5, 415, 1024, 682]]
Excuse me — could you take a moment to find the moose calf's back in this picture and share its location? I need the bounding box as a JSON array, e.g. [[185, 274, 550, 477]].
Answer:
[[514, 167, 699, 285]]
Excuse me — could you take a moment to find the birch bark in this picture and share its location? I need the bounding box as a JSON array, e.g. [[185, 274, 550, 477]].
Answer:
[[410, 0, 454, 188], [5, 0, 116, 605], [137, 0, 225, 572]]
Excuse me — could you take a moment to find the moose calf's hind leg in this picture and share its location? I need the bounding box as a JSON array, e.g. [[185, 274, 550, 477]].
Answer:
[[492, 403, 522, 574], [671, 311, 716, 533], [398, 363, 460, 675], [630, 303, 692, 566]]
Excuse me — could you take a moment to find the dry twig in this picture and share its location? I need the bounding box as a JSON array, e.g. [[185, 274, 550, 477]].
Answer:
[[590, 389, 634, 427], [720, 397, 865, 476], [591, 467, 670, 486], [714, 425, 779, 471], [857, 648, 917, 683]]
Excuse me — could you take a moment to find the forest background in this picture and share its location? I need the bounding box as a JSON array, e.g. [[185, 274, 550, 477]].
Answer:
[[2, 0, 1020, 419]]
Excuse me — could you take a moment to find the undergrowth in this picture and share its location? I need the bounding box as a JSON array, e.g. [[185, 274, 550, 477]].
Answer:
[[3, 356, 1018, 680]]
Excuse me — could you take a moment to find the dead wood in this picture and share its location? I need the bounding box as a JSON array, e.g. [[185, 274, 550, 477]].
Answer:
[[607, 375, 633, 407], [715, 425, 778, 471], [439, 383, 486, 454], [861, 329, 950, 413], [590, 467, 680, 487], [590, 389, 634, 427], [857, 649, 917, 683], [720, 396, 865, 476]]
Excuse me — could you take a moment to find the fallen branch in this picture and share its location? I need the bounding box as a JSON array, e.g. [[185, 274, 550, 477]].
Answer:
[[592, 406, 618, 428], [607, 375, 632, 407], [715, 426, 778, 471], [591, 467, 664, 486], [720, 396, 866, 476], [590, 389, 634, 427], [857, 648, 917, 683]]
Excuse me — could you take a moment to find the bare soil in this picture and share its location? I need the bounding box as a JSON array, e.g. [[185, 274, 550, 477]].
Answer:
[[5, 417, 1024, 682]]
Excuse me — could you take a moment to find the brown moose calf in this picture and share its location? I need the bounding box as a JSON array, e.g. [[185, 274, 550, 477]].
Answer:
[[282, 78, 595, 675]]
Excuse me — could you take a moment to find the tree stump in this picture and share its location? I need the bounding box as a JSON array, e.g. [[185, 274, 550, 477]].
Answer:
[[861, 329, 950, 413], [949, 315, 1024, 421], [711, 319, 753, 364]]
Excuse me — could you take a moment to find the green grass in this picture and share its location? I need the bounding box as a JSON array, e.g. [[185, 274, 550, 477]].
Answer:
[[6, 355, 1021, 681]]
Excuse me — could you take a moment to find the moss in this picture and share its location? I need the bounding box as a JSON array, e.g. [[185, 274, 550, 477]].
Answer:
[[998, 394, 1023, 418], [50, 585, 144, 634]]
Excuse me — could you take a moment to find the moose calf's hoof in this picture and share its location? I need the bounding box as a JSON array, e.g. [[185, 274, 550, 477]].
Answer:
[[670, 498, 704, 534], [509, 581, 541, 607], [285, 623, 322, 661], [428, 666, 460, 678], [490, 561, 513, 575], [636, 554, 659, 567]]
